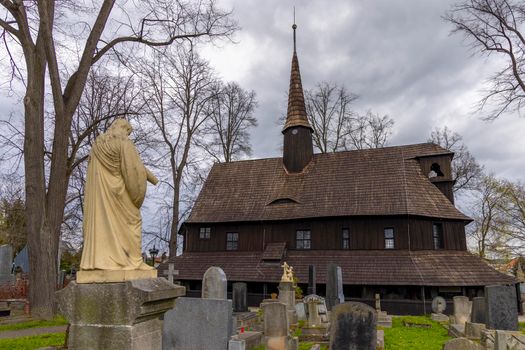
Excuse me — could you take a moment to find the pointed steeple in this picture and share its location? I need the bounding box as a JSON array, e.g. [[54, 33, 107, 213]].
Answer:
[[282, 19, 314, 173], [282, 22, 313, 133]]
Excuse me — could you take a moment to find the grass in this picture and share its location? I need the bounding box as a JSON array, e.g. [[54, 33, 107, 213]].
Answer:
[[383, 316, 451, 350], [0, 316, 67, 332], [0, 332, 65, 349], [520, 322, 525, 333]]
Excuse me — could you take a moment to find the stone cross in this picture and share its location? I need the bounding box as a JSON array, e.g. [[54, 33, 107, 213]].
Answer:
[[202, 266, 227, 300], [163, 263, 179, 284]]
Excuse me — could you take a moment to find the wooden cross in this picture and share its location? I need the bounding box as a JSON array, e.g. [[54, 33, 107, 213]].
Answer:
[[163, 263, 179, 284]]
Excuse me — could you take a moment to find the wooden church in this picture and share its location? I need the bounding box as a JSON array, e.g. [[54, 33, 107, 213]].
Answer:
[[161, 25, 516, 314]]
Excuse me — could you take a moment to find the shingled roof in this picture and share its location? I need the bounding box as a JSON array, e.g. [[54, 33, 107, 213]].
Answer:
[[161, 250, 516, 286], [187, 143, 470, 223]]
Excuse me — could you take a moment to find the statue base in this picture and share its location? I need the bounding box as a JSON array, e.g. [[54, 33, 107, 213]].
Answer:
[[57, 278, 185, 350], [77, 269, 157, 283]]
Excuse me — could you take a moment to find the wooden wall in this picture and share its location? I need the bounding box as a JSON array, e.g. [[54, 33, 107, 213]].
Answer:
[[283, 126, 313, 173], [184, 216, 467, 252]]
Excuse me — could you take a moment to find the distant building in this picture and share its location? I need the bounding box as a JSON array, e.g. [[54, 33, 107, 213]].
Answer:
[[160, 24, 516, 314]]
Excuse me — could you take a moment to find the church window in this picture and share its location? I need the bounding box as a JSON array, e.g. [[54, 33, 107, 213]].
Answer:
[[433, 223, 444, 249], [342, 228, 350, 249], [296, 230, 311, 249], [384, 228, 395, 249], [226, 232, 239, 250], [199, 227, 211, 239]]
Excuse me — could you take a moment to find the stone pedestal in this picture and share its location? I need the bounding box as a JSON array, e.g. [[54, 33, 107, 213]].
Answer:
[[278, 281, 297, 325], [57, 278, 184, 350]]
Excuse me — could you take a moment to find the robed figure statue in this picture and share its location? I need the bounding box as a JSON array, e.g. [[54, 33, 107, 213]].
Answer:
[[80, 119, 158, 272]]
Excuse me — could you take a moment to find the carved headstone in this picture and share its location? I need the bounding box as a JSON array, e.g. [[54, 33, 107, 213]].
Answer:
[[485, 285, 518, 331], [431, 296, 446, 314], [307, 265, 316, 295], [453, 296, 471, 325], [471, 296, 486, 324], [202, 266, 227, 300], [326, 264, 344, 311], [329, 302, 377, 350], [233, 282, 248, 312]]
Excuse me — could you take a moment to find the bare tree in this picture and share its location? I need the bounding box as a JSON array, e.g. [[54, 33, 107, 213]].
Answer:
[[139, 44, 216, 254], [467, 174, 510, 259], [498, 180, 525, 254], [200, 81, 257, 162], [348, 111, 394, 150], [445, 0, 525, 120], [428, 126, 484, 192], [304, 82, 358, 153], [0, 0, 236, 318]]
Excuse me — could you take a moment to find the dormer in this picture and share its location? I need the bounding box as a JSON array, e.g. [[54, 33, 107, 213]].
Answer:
[[415, 152, 455, 203]]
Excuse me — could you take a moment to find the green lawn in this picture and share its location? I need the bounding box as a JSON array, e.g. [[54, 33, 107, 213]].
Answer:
[[383, 316, 451, 350], [0, 333, 65, 350], [519, 322, 525, 333], [0, 316, 67, 332]]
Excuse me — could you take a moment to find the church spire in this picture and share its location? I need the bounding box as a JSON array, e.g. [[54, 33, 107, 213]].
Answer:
[[282, 19, 312, 133], [282, 18, 314, 173]]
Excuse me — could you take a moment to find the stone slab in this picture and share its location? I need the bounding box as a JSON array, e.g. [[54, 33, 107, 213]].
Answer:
[[453, 296, 471, 325], [57, 278, 183, 350], [377, 329, 384, 350], [228, 339, 245, 350], [232, 331, 263, 350], [485, 284, 519, 331], [431, 313, 449, 322], [163, 297, 233, 350], [465, 322, 486, 339], [377, 315, 392, 328], [76, 269, 157, 283], [448, 323, 465, 338], [443, 337, 484, 350]]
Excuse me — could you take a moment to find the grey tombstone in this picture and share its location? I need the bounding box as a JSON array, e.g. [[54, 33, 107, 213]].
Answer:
[[262, 302, 289, 350], [431, 296, 446, 314], [485, 285, 518, 331], [0, 245, 13, 282], [375, 293, 381, 312], [453, 296, 472, 325], [233, 282, 248, 312], [163, 297, 233, 350], [471, 296, 486, 324], [278, 281, 297, 325], [326, 264, 344, 311], [162, 263, 178, 284], [307, 265, 316, 295], [295, 302, 307, 321], [329, 302, 377, 350], [228, 339, 245, 350], [202, 266, 227, 300], [13, 245, 29, 273], [57, 278, 184, 350], [443, 337, 484, 350], [304, 294, 324, 326]]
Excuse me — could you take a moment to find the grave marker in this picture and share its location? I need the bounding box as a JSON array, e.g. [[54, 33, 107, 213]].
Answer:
[[162, 263, 179, 284], [202, 266, 227, 300], [329, 302, 377, 350]]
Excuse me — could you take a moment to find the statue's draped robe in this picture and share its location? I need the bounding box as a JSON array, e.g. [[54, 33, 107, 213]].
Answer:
[[80, 132, 147, 270]]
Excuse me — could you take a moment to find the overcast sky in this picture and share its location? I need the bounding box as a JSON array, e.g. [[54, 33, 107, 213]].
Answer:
[[200, 0, 525, 181]]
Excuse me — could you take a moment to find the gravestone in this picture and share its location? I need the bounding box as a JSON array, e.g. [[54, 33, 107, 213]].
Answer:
[[443, 337, 484, 350], [326, 264, 344, 311], [233, 282, 248, 312], [202, 266, 227, 300], [471, 296, 486, 324], [13, 246, 29, 273], [278, 281, 297, 325], [307, 265, 316, 295], [304, 295, 323, 326], [431, 296, 446, 314], [295, 302, 307, 321], [453, 296, 471, 325], [375, 294, 381, 312], [465, 322, 486, 339], [58, 278, 183, 350], [0, 245, 13, 283], [262, 302, 289, 350], [162, 263, 178, 284], [163, 297, 233, 350], [329, 302, 377, 350], [485, 285, 518, 331]]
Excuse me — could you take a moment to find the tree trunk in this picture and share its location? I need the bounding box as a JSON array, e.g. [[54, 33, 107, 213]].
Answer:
[[23, 38, 57, 319]]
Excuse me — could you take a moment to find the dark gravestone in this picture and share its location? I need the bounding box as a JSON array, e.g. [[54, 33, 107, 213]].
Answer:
[[471, 297, 486, 324], [326, 264, 344, 311], [485, 285, 518, 331], [329, 302, 377, 350], [307, 265, 316, 295], [233, 282, 248, 312]]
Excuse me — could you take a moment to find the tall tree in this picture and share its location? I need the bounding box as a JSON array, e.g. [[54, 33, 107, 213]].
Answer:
[[201, 81, 257, 162], [139, 45, 216, 254], [445, 0, 525, 120], [428, 126, 483, 192], [348, 111, 394, 150], [0, 0, 235, 318]]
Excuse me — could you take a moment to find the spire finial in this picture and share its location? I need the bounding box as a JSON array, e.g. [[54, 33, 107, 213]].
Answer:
[[292, 7, 297, 53]]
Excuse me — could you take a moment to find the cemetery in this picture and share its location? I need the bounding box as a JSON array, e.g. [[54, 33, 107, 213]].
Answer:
[[2, 0, 525, 349]]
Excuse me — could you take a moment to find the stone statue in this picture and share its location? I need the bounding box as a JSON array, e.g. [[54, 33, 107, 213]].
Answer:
[[281, 262, 294, 282], [80, 119, 158, 274]]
